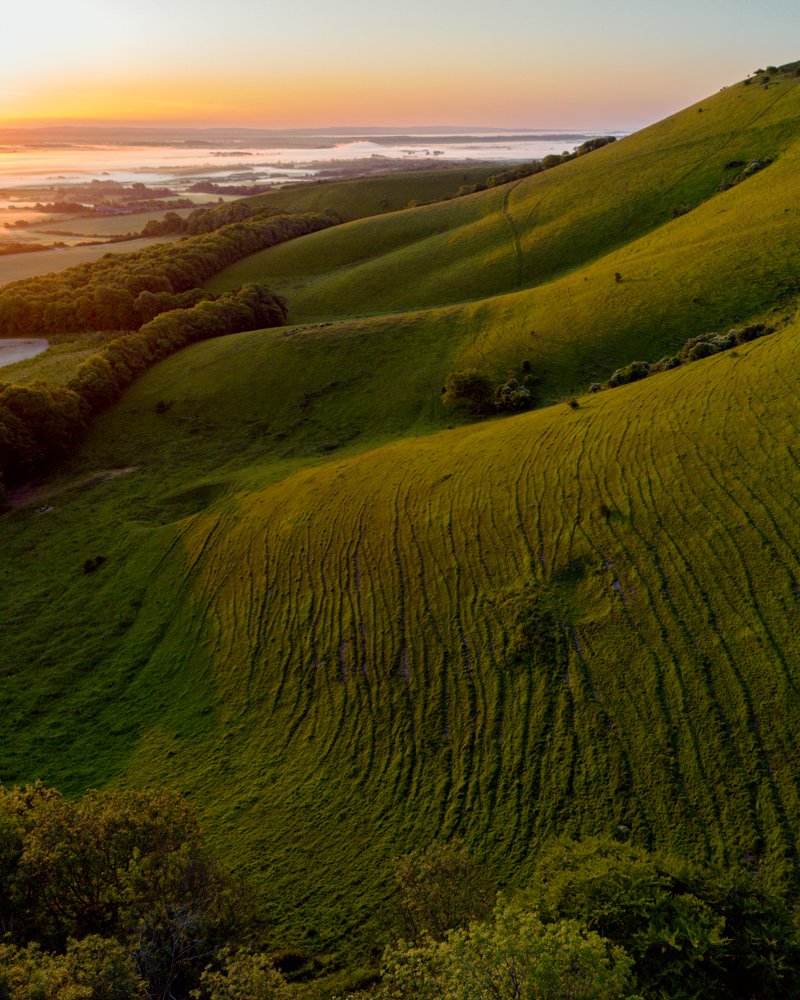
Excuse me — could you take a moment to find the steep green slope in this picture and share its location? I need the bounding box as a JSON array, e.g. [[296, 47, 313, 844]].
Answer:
[[2, 312, 800, 961], [209, 141, 800, 405], [211, 72, 800, 320], [202, 73, 800, 406]]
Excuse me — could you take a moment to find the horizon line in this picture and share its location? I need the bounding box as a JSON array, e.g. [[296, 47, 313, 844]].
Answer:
[[0, 121, 632, 134]]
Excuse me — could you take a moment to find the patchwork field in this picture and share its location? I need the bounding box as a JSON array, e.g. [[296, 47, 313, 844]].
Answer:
[[27, 207, 198, 237]]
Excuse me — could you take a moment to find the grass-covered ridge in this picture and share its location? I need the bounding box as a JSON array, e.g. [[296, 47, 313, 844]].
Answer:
[[215, 72, 800, 316], [208, 70, 800, 398], [237, 164, 508, 221]]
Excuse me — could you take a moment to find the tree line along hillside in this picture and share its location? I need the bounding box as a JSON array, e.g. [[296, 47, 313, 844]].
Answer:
[[2, 783, 799, 1000], [0, 209, 338, 340], [0, 209, 341, 497]]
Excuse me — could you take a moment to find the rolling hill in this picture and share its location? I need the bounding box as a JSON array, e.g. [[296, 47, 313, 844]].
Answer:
[[3, 65, 800, 988], [210, 67, 800, 399]]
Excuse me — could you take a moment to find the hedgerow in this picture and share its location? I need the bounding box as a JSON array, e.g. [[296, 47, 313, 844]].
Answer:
[[0, 210, 338, 339], [0, 284, 287, 488], [604, 322, 775, 391]]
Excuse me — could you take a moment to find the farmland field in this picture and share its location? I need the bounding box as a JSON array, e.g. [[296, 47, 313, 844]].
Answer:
[[27, 207, 198, 237], [0, 234, 181, 286]]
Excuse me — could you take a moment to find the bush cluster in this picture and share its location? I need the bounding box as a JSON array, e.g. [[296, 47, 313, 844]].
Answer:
[[751, 62, 800, 81], [436, 137, 618, 202], [0, 283, 287, 487], [0, 211, 337, 340], [604, 323, 775, 391], [606, 359, 651, 388], [719, 157, 773, 192], [5, 795, 800, 1000], [139, 200, 283, 237], [484, 136, 617, 189], [0, 783, 299, 1000], [357, 838, 800, 1000], [441, 365, 538, 416]]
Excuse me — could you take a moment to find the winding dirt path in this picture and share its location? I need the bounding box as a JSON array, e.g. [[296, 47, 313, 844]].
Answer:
[[6, 466, 138, 511]]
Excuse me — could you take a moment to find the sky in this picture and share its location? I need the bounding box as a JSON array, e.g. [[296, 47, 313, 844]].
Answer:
[[2, 0, 799, 130]]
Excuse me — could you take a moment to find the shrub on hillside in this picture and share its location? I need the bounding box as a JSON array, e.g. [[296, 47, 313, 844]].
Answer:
[[721, 158, 774, 191], [709, 330, 738, 351], [193, 947, 297, 999], [648, 355, 682, 374], [484, 137, 616, 190], [441, 369, 496, 414], [683, 337, 721, 362], [681, 330, 738, 362], [0, 783, 254, 1000], [392, 842, 494, 943], [599, 322, 776, 396], [0, 937, 145, 1000], [606, 360, 650, 388], [541, 154, 563, 170], [574, 136, 617, 155], [494, 376, 534, 412], [737, 322, 773, 343], [525, 838, 800, 1000], [486, 162, 543, 187], [443, 366, 538, 417], [373, 905, 637, 1000]]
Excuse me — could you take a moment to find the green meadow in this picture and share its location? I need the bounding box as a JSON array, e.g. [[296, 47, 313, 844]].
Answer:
[[3, 67, 800, 987], [210, 71, 800, 399]]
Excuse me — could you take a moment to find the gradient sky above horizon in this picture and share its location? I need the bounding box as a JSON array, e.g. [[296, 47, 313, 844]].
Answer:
[[2, 0, 799, 130]]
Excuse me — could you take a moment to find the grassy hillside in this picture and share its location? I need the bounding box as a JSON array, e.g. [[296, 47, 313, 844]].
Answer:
[[4, 68, 800, 990], [3, 309, 800, 962], [215, 75, 800, 315], [208, 72, 800, 398]]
